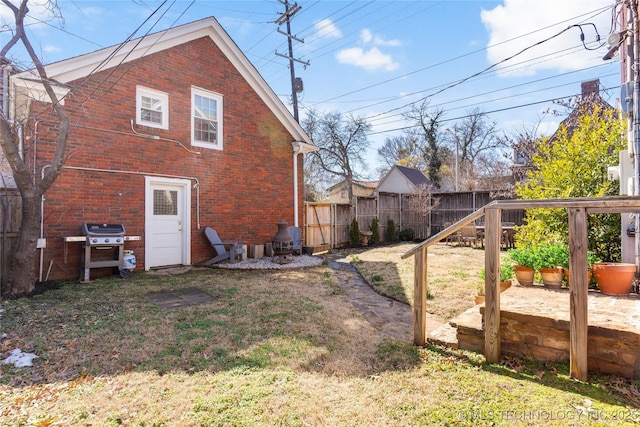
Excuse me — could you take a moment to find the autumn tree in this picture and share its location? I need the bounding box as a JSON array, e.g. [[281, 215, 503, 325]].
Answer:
[[302, 109, 372, 204], [514, 104, 625, 261], [0, 0, 70, 297]]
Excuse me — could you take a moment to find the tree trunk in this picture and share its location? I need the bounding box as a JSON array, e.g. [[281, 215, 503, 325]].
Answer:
[[4, 191, 40, 297]]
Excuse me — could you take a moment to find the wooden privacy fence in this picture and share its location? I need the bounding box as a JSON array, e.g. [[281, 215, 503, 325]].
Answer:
[[1, 188, 21, 289], [304, 190, 523, 250], [402, 195, 640, 382]]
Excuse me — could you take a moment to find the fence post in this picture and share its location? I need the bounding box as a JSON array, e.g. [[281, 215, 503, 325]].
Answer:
[[413, 246, 427, 345], [568, 207, 589, 381], [484, 207, 501, 363]]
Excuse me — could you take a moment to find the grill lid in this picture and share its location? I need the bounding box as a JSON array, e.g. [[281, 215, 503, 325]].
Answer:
[[82, 223, 126, 236]]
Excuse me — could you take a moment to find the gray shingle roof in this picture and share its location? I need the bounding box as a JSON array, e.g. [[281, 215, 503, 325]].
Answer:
[[394, 165, 431, 187]]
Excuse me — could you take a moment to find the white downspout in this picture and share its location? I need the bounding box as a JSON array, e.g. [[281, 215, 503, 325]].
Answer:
[[292, 143, 302, 227], [291, 141, 318, 228]]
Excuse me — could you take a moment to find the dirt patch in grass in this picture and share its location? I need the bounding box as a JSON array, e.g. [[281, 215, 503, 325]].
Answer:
[[349, 242, 498, 321], [1, 264, 638, 425]]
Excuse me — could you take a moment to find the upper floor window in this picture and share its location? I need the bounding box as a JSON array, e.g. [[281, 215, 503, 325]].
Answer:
[[191, 87, 223, 150], [136, 86, 168, 129]]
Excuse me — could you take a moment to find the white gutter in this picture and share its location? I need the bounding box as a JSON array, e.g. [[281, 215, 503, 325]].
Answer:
[[291, 141, 318, 227]]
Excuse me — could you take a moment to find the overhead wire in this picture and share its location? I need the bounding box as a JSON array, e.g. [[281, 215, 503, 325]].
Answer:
[[365, 84, 619, 136], [304, 3, 613, 106]]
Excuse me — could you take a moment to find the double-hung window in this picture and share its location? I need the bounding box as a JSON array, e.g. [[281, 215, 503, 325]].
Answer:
[[136, 86, 169, 129], [191, 87, 223, 150]]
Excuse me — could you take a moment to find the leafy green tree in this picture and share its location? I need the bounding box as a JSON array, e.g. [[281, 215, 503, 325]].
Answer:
[[514, 104, 625, 261]]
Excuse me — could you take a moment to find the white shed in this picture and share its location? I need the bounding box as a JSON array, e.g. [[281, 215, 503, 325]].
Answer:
[[375, 165, 432, 195]]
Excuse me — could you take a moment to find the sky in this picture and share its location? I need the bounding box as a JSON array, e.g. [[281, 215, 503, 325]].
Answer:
[[0, 0, 622, 179]]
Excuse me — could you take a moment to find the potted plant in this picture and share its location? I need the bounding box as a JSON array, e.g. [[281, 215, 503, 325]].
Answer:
[[561, 249, 599, 286], [474, 283, 485, 305], [478, 263, 514, 303], [508, 248, 535, 286], [533, 244, 566, 288], [499, 263, 514, 291], [591, 262, 636, 295]]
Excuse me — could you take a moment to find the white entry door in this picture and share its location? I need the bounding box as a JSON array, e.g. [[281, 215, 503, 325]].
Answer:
[[145, 177, 191, 269]]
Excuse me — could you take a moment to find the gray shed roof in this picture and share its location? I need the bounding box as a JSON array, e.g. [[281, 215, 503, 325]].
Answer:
[[394, 165, 431, 187]]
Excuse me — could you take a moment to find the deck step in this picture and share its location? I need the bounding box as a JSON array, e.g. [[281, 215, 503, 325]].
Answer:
[[428, 306, 485, 352], [429, 322, 459, 348]]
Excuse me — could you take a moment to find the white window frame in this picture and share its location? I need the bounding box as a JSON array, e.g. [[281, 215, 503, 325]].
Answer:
[[191, 86, 223, 150], [136, 86, 169, 130]]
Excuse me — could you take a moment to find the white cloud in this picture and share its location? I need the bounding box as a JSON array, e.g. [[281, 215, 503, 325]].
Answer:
[[81, 7, 104, 17], [481, 0, 612, 76], [337, 29, 402, 72], [361, 29, 373, 44], [315, 18, 342, 38], [43, 45, 61, 53], [336, 46, 399, 72], [361, 28, 401, 47]]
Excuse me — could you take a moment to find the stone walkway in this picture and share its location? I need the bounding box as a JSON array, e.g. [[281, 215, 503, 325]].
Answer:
[[327, 254, 443, 341], [147, 256, 444, 342]]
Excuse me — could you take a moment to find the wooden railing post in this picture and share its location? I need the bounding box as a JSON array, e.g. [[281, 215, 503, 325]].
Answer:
[[484, 207, 501, 363], [568, 207, 589, 381], [413, 247, 427, 345]]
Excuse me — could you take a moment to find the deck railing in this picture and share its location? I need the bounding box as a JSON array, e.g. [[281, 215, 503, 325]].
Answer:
[[402, 195, 640, 381]]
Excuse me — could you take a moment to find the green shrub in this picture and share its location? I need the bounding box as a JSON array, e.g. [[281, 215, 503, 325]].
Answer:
[[349, 218, 360, 246], [513, 106, 624, 262], [398, 228, 415, 241], [479, 264, 514, 283], [532, 244, 567, 270], [369, 218, 380, 245], [508, 247, 536, 269], [386, 219, 397, 242]]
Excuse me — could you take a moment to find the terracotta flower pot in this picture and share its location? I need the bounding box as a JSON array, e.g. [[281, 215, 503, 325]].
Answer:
[[500, 281, 512, 292], [562, 268, 592, 286], [591, 262, 636, 296], [474, 295, 485, 305], [540, 267, 563, 288], [514, 265, 534, 286]]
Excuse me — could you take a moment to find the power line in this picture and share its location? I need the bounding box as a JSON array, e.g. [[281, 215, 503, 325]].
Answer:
[[365, 85, 619, 136]]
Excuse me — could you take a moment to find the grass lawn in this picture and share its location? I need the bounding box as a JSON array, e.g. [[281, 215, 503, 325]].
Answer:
[[1, 247, 639, 426], [349, 242, 501, 321]]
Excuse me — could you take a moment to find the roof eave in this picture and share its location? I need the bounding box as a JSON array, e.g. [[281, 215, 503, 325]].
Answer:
[[12, 17, 313, 145]]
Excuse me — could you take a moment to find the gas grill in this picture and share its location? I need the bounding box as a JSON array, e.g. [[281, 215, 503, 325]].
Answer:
[[83, 223, 126, 246], [81, 223, 126, 282]]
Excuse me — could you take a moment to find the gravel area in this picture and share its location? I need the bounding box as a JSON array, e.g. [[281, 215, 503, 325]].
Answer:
[[212, 255, 324, 269]]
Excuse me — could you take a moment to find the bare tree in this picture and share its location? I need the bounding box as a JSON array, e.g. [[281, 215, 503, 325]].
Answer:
[[0, 0, 70, 297], [302, 109, 372, 204], [403, 100, 445, 187], [376, 132, 425, 173], [408, 183, 440, 218], [444, 108, 508, 191]]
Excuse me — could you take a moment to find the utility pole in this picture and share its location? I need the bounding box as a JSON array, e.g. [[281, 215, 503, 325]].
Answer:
[[275, 0, 309, 122]]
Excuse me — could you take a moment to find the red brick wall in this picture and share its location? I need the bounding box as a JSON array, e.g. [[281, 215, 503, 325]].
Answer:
[[28, 36, 304, 280]]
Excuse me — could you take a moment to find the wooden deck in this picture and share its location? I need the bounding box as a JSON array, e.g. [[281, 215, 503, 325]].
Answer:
[[430, 284, 640, 378]]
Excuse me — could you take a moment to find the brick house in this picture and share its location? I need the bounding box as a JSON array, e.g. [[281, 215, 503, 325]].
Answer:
[[4, 17, 315, 281]]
